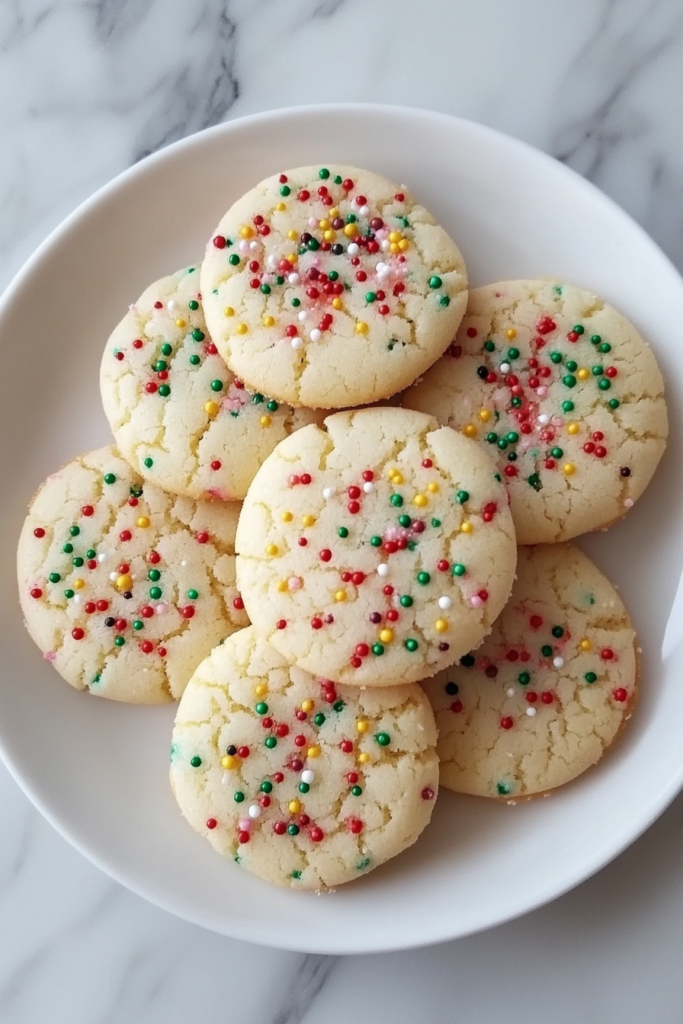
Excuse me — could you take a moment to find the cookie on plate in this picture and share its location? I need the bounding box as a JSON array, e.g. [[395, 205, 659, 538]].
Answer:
[[170, 626, 439, 889], [200, 165, 468, 409], [100, 265, 324, 501], [17, 446, 248, 703], [422, 544, 638, 800], [403, 280, 668, 544], [235, 407, 517, 687]]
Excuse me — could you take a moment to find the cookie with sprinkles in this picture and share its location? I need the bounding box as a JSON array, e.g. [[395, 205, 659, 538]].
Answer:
[[170, 626, 439, 889], [17, 446, 248, 703], [403, 280, 668, 544], [100, 265, 325, 501], [422, 544, 638, 800], [235, 407, 517, 687], [200, 165, 468, 408]]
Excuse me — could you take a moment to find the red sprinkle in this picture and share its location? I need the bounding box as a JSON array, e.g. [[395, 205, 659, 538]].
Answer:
[[71, 628, 85, 641], [211, 460, 222, 471], [81, 505, 94, 517], [347, 817, 363, 834], [450, 700, 463, 713], [30, 588, 42, 599], [238, 831, 250, 844], [340, 740, 354, 753], [600, 648, 615, 661], [238, 746, 250, 758], [233, 596, 244, 611], [541, 691, 554, 704], [309, 827, 324, 843], [319, 549, 332, 562], [421, 787, 435, 800], [206, 817, 217, 828], [148, 551, 161, 564], [500, 716, 514, 730], [140, 640, 153, 654], [181, 606, 195, 619], [196, 532, 209, 544], [273, 822, 287, 836], [276, 619, 287, 629], [614, 688, 628, 702], [311, 617, 323, 630], [33, 527, 46, 538], [530, 615, 543, 629], [212, 235, 226, 249]]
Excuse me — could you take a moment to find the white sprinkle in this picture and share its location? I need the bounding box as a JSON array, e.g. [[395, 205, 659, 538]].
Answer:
[[381, 239, 390, 251], [347, 243, 359, 256], [500, 362, 511, 374], [167, 299, 178, 313], [553, 656, 564, 668], [309, 329, 322, 342], [73, 594, 81, 604], [323, 486, 335, 500], [298, 310, 308, 321], [249, 240, 258, 250], [537, 413, 550, 426], [308, 217, 318, 228], [288, 272, 300, 285], [363, 482, 374, 493], [438, 596, 452, 610], [359, 205, 369, 216], [98, 553, 107, 562], [181, 559, 187, 567], [526, 707, 537, 717], [248, 804, 262, 820], [156, 603, 168, 615], [377, 563, 389, 577], [507, 688, 516, 697], [291, 337, 303, 350], [376, 261, 390, 276], [301, 769, 315, 784], [109, 571, 118, 581], [238, 240, 249, 253], [221, 772, 230, 785], [266, 254, 277, 269]]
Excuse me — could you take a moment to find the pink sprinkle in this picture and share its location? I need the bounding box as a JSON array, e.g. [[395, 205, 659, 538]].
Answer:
[[156, 603, 168, 615], [470, 595, 484, 608], [43, 651, 56, 663], [238, 818, 251, 831], [624, 498, 634, 507], [288, 576, 302, 591], [536, 386, 548, 398]]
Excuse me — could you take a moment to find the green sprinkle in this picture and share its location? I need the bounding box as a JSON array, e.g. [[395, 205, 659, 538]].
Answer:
[[584, 672, 597, 683], [372, 643, 385, 656], [592, 365, 604, 376], [158, 385, 170, 397], [334, 174, 342, 184], [550, 447, 563, 459], [390, 494, 403, 507], [541, 645, 553, 657], [260, 780, 273, 793], [370, 535, 382, 546], [251, 393, 264, 404], [319, 167, 330, 179], [417, 572, 431, 585], [307, 238, 319, 251], [255, 702, 268, 715], [431, 518, 441, 527], [86, 549, 96, 559], [507, 347, 520, 360], [280, 184, 291, 196], [160, 342, 172, 356], [346, 213, 357, 224], [189, 354, 200, 365], [551, 625, 564, 638], [144, 457, 154, 468], [590, 334, 601, 345], [210, 379, 223, 392], [506, 431, 519, 444], [375, 732, 390, 747], [265, 736, 277, 749], [333, 700, 345, 712], [149, 586, 162, 600], [234, 791, 245, 803], [187, 589, 198, 600], [460, 654, 475, 667], [600, 342, 611, 353], [598, 378, 611, 391], [72, 557, 84, 567], [550, 352, 563, 364], [291, 869, 302, 879], [497, 437, 509, 450], [496, 782, 511, 796], [527, 473, 542, 491], [64, 589, 74, 599], [562, 375, 576, 388], [148, 569, 161, 581], [484, 340, 495, 352], [49, 572, 61, 583], [299, 782, 310, 794], [338, 526, 349, 538], [267, 399, 279, 412], [275, 275, 284, 286], [365, 291, 376, 303], [351, 785, 363, 797], [438, 295, 451, 307], [190, 755, 202, 768], [188, 300, 199, 311], [292, 297, 301, 307], [562, 401, 574, 412], [314, 713, 325, 726], [608, 398, 620, 409], [62, 542, 73, 554], [518, 672, 531, 685], [510, 396, 521, 407], [288, 823, 300, 835], [133, 620, 144, 631], [565, 360, 578, 372], [573, 325, 585, 335], [114, 636, 125, 647], [452, 563, 466, 577], [398, 514, 412, 528], [455, 490, 469, 504], [260, 283, 271, 295], [429, 275, 442, 289], [229, 254, 240, 266], [404, 638, 419, 652], [486, 432, 498, 444], [103, 473, 116, 485], [400, 595, 413, 607]]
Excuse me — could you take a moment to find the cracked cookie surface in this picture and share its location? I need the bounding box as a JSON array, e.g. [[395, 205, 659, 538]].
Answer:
[[100, 265, 323, 501], [170, 626, 438, 889], [422, 544, 637, 799], [200, 165, 468, 408], [17, 445, 248, 703], [235, 407, 517, 687], [403, 280, 668, 543]]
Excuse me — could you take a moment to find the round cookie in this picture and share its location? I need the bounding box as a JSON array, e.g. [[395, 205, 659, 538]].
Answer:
[[422, 544, 638, 800], [200, 165, 468, 409], [403, 280, 668, 544], [100, 265, 324, 501], [170, 626, 439, 889], [235, 407, 517, 687], [17, 445, 249, 703]]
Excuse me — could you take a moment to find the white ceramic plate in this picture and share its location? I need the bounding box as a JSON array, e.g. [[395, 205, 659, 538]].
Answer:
[[1, 105, 682, 954]]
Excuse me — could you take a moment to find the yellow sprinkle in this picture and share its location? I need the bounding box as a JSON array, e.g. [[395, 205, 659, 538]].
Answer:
[[260, 415, 272, 427], [505, 328, 517, 340], [307, 745, 321, 759], [567, 422, 580, 435], [236, 323, 248, 335], [223, 306, 235, 317], [460, 522, 473, 534], [577, 368, 589, 381], [427, 482, 439, 493], [329, 207, 339, 218], [287, 230, 298, 241], [275, 202, 286, 212], [73, 578, 85, 590], [334, 590, 347, 602], [580, 638, 592, 651], [379, 628, 394, 644], [174, 318, 186, 329], [478, 409, 491, 422], [323, 229, 336, 242], [204, 400, 219, 417], [265, 544, 279, 556], [331, 297, 343, 310], [301, 699, 314, 712], [115, 574, 132, 592], [286, 252, 297, 263], [389, 242, 400, 254], [413, 493, 428, 507], [358, 752, 371, 764], [464, 424, 478, 438], [355, 321, 368, 335], [389, 231, 401, 243], [435, 618, 449, 633], [344, 223, 356, 237], [288, 800, 301, 814], [277, 580, 288, 592], [563, 463, 576, 476], [302, 515, 316, 528], [221, 755, 237, 770], [398, 239, 409, 251], [282, 511, 293, 522], [255, 683, 268, 696], [240, 225, 254, 239], [136, 516, 150, 528], [319, 219, 330, 230], [356, 720, 369, 733], [262, 315, 275, 328], [392, 471, 404, 485]]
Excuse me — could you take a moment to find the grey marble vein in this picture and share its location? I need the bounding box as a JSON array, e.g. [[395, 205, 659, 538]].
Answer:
[[272, 954, 339, 1024]]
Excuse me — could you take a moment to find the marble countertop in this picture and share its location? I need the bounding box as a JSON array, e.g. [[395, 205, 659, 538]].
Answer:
[[2, 0, 683, 1020]]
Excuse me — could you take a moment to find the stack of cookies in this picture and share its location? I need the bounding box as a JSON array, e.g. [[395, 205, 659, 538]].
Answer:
[[17, 165, 668, 890]]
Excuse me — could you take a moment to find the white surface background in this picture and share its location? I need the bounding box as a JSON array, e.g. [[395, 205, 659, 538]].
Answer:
[[2, 0, 683, 1020]]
